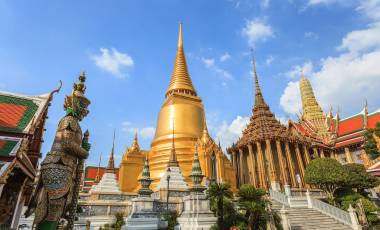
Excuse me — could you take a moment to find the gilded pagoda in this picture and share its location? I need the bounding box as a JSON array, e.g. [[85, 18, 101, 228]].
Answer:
[[118, 23, 236, 192]]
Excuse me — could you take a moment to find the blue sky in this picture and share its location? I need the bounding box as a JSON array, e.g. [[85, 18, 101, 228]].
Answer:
[[1, 0, 380, 166]]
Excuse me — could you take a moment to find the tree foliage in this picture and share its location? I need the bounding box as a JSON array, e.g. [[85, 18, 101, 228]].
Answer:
[[206, 182, 233, 230], [237, 184, 282, 230], [344, 163, 379, 194], [364, 122, 380, 160], [304, 158, 348, 203]]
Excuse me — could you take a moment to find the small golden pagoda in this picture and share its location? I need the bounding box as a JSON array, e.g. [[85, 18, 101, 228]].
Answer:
[[118, 23, 236, 192]]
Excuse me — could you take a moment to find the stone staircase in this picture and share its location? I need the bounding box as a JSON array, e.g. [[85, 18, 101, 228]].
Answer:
[[271, 200, 352, 230]]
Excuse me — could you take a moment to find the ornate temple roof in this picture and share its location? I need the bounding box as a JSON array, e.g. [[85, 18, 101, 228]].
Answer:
[[81, 166, 119, 192], [233, 59, 296, 149], [165, 22, 197, 98], [0, 85, 60, 182]]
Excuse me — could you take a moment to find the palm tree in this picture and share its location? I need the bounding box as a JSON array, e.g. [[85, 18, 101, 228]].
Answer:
[[206, 182, 233, 230], [238, 184, 281, 230]]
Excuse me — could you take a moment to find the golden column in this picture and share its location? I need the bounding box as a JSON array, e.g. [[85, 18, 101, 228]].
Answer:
[[303, 145, 311, 165], [295, 144, 305, 187], [256, 142, 267, 189], [329, 151, 335, 159], [345, 147, 354, 163], [248, 144, 258, 187], [265, 139, 278, 190], [239, 148, 245, 185], [361, 149, 370, 168], [313, 147, 319, 158], [285, 142, 297, 187], [320, 148, 325, 158], [231, 150, 236, 169], [295, 144, 305, 176], [276, 140, 288, 186]]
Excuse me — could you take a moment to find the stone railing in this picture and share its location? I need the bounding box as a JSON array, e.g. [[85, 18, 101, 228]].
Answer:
[[269, 189, 289, 206], [310, 197, 352, 225], [306, 190, 361, 230]]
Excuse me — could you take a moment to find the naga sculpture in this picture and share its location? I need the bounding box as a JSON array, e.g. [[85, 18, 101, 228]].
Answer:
[[25, 72, 91, 230]]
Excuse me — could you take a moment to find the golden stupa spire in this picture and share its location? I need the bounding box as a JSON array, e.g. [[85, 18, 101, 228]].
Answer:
[[106, 130, 116, 173], [166, 22, 197, 98], [201, 117, 212, 144], [129, 132, 140, 152], [299, 72, 324, 121], [168, 119, 179, 167]]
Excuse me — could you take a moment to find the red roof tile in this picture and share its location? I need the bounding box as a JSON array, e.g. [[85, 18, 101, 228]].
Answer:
[[0, 104, 27, 129], [338, 116, 363, 135]]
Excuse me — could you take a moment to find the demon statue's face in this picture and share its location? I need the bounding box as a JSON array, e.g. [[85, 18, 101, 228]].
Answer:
[[64, 72, 91, 121]]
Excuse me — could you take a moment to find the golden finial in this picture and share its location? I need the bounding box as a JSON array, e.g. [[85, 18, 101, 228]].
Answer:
[[166, 22, 197, 97], [94, 153, 102, 183], [178, 21, 183, 48]]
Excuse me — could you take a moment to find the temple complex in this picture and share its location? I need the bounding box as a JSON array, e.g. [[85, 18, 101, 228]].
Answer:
[[289, 73, 380, 167], [227, 60, 312, 191], [0, 86, 59, 229], [118, 23, 236, 192], [229, 62, 380, 191]]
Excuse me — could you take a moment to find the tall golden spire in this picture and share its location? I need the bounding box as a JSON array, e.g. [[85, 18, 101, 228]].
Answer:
[[129, 132, 140, 152], [299, 72, 324, 121], [166, 22, 197, 97], [168, 119, 179, 167], [106, 130, 116, 173]]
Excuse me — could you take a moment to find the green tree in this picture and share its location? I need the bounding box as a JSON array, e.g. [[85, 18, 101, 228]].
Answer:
[[364, 122, 380, 160], [237, 184, 282, 230], [206, 182, 233, 230], [344, 163, 379, 195], [304, 158, 348, 204]]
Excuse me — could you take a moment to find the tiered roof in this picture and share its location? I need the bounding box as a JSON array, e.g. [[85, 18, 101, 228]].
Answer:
[[233, 60, 299, 149], [0, 86, 59, 183]]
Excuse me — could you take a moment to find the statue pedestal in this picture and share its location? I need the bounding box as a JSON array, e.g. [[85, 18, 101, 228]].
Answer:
[[177, 192, 217, 230], [122, 196, 167, 230]]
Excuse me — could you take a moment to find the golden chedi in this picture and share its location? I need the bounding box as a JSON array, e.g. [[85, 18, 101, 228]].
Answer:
[[118, 23, 236, 192]]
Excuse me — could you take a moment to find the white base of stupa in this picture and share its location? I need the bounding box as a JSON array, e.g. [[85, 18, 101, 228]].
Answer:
[[122, 196, 167, 230], [177, 193, 217, 230]]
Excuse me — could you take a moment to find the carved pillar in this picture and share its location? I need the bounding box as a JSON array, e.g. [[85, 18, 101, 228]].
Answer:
[[231, 151, 237, 169], [266, 139, 279, 190], [256, 142, 267, 189], [361, 149, 370, 168], [276, 140, 288, 186], [345, 147, 354, 163], [239, 148, 245, 185], [295, 144, 305, 177], [313, 147, 319, 158], [329, 151, 335, 159], [248, 144, 258, 187], [319, 148, 325, 158], [303, 145, 311, 165], [285, 142, 297, 187], [0, 183, 4, 196]]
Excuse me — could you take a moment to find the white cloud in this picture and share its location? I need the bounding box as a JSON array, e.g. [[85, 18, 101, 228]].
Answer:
[[215, 116, 250, 150], [266, 55, 274, 65], [306, 0, 348, 6], [285, 61, 314, 78], [280, 3, 380, 116], [280, 81, 302, 115], [220, 52, 231, 62], [356, 0, 380, 20], [201, 57, 233, 80], [92, 48, 134, 78], [242, 18, 273, 47], [304, 31, 319, 40], [122, 121, 155, 139]]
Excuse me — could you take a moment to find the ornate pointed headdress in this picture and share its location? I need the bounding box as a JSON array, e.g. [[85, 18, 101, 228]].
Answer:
[[64, 71, 91, 120]]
